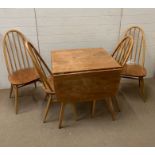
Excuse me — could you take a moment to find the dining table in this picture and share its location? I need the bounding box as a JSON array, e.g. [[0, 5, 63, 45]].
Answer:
[[51, 48, 122, 103]]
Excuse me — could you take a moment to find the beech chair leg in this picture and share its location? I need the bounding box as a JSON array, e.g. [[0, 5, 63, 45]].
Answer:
[[105, 97, 116, 121], [58, 102, 65, 129], [91, 100, 96, 117], [43, 95, 52, 123], [113, 96, 121, 112], [71, 103, 78, 121], [9, 84, 13, 98], [14, 85, 18, 114], [139, 78, 141, 88], [139, 77, 145, 102]]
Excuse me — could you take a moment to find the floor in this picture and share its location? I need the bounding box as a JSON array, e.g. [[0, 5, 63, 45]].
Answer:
[[0, 78, 155, 146]]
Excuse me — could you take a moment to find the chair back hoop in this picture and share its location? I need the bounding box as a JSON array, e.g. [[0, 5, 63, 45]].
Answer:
[[112, 35, 134, 67], [25, 41, 54, 92], [3, 29, 33, 75], [124, 26, 146, 67]]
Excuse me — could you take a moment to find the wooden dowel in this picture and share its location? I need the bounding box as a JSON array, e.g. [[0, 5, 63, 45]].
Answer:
[[22, 37, 30, 67], [7, 34, 17, 71], [4, 41, 14, 73], [12, 32, 21, 69], [17, 33, 26, 68]]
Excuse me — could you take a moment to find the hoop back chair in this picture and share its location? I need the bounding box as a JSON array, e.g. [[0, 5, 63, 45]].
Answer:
[[121, 26, 147, 101], [112, 35, 134, 67], [25, 41, 77, 129], [3, 29, 39, 114], [91, 36, 133, 118]]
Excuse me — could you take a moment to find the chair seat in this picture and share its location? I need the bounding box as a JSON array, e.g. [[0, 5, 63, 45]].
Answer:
[[8, 68, 39, 85], [121, 64, 147, 77], [42, 76, 55, 94]]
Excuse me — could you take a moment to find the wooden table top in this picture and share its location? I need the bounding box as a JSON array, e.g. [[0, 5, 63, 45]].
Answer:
[[52, 48, 121, 75]]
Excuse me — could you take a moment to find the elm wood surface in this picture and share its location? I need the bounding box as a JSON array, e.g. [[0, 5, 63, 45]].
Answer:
[[3, 29, 39, 114], [52, 48, 122, 121], [53, 69, 121, 102], [8, 68, 38, 85], [122, 64, 147, 77], [52, 48, 121, 74]]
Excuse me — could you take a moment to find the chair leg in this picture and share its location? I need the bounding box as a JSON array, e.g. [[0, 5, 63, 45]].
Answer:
[[91, 100, 96, 117], [58, 102, 65, 129], [14, 85, 18, 114], [43, 95, 52, 123], [139, 77, 145, 102], [112, 96, 121, 112], [34, 82, 37, 88], [105, 97, 116, 121], [71, 103, 78, 121], [139, 78, 141, 88], [9, 84, 13, 98]]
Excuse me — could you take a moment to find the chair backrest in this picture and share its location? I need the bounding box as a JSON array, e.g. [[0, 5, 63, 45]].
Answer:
[[124, 26, 146, 67], [25, 41, 54, 92], [112, 36, 133, 67], [3, 29, 33, 75]]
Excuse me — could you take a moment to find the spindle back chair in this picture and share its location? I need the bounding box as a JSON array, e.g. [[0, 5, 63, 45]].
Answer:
[[112, 35, 134, 67], [124, 26, 146, 67], [3, 29, 31, 74], [3, 29, 39, 114], [25, 41, 77, 129], [121, 26, 147, 101], [91, 36, 133, 118], [25, 41, 54, 94]]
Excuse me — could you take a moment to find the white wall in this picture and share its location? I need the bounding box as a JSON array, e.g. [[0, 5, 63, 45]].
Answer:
[[0, 8, 155, 89], [36, 9, 121, 65]]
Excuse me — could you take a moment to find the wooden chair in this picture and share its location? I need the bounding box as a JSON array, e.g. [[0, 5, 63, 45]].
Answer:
[[121, 26, 147, 101], [91, 36, 133, 118], [25, 41, 77, 129], [112, 36, 134, 67], [3, 29, 40, 114]]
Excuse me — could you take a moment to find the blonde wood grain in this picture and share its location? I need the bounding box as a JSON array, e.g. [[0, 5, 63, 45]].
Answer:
[[52, 48, 122, 122], [91, 100, 96, 117], [105, 97, 116, 121], [43, 95, 52, 123], [8, 68, 39, 85], [112, 36, 134, 67], [14, 85, 18, 114], [3, 29, 40, 114], [53, 69, 121, 102], [9, 84, 13, 98], [52, 48, 121, 74], [58, 102, 65, 129], [124, 26, 146, 67], [121, 64, 147, 77]]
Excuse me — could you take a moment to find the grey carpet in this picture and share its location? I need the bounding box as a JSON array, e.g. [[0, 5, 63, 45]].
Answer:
[[0, 78, 155, 146]]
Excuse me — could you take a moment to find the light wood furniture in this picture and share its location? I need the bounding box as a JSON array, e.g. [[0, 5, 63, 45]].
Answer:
[[121, 26, 147, 101], [92, 36, 134, 117], [52, 48, 122, 123], [112, 36, 134, 67], [3, 29, 39, 114], [25, 41, 77, 129]]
